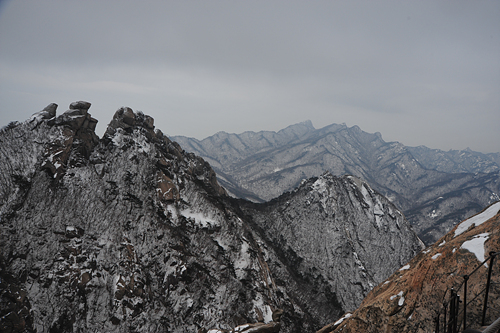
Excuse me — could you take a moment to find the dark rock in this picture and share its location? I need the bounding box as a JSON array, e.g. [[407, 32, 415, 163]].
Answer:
[[240, 173, 424, 314], [69, 101, 91, 110], [121, 107, 136, 126], [42, 103, 58, 118], [143, 115, 154, 129]]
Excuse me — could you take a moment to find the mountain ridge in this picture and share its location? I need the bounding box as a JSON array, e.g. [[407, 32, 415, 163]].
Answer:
[[171, 122, 500, 245], [0, 103, 424, 333]]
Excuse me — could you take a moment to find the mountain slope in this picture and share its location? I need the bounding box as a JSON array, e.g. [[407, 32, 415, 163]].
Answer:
[[325, 201, 500, 333], [172, 122, 500, 244], [407, 146, 500, 174], [0, 103, 308, 332], [238, 173, 424, 313], [0, 103, 423, 333]]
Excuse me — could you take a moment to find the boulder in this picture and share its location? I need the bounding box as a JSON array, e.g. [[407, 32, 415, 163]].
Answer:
[[42, 103, 58, 118], [69, 101, 91, 110]]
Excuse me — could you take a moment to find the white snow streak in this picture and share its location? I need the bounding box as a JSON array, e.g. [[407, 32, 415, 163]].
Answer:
[[454, 202, 500, 237], [399, 264, 410, 271], [334, 313, 352, 326], [234, 241, 251, 279], [431, 253, 442, 260]]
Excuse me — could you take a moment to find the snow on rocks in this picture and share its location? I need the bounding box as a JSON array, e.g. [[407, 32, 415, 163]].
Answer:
[[234, 241, 252, 280], [334, 313, 352, 326], [390, 291, 405, 306], [461, 232, 490, 264], [180, 208, 219, 228]]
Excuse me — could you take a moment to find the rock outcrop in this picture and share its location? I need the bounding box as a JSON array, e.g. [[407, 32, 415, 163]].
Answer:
[[323, 201, 500, 333], [0, 103, 297, 332]]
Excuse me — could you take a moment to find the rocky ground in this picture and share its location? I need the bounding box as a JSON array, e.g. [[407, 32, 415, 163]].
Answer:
[[323, 202, 500, 333]]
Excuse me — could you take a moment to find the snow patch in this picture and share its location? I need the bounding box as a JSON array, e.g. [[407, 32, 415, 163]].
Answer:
[[252, 294, 273, 323], [360, 183, 372, 205], [112, 130, 126, 147], [438, 240, 446, 247], [312, 177, 330, 209], [214, 236, 229, 252], [431, 253, 442, 260], [234, 325, 250, 332], [399, 264, 410, 271], [360, 183, 385, 228], [461, 233, 489, 264], [390, 291, 404, 301], [390, 291, 405, 306], [454, 202, 500, 237], [180, 209, 219, 228], [234, 241, 252, 279]]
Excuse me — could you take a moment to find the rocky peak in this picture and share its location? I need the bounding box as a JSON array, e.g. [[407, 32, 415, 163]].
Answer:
[[104, 106, 155, 136], [1, 102, 290, 332], [276, 120, 315, 140], [102, 106, 226, 199], [239, 172, 424, 317]]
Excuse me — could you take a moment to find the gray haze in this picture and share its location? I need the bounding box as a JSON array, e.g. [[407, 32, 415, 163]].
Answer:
[[0, 0, 499, 153]]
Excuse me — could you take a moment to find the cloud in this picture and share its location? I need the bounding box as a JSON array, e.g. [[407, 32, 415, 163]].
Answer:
[[0, 0, 499, 152]]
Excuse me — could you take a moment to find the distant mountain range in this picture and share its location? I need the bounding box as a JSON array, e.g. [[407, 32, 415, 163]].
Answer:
[[171, 121, 500, 244]]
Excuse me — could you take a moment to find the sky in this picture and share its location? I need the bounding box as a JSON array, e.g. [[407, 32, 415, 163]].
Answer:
[[0, 1, 499, 153]]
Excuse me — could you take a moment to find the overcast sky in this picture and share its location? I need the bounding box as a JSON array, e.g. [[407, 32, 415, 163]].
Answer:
[[0, 1, 499, 153]]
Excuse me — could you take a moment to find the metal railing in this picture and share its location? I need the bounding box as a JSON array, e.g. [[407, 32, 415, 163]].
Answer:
[[434, 251, 499, 333]]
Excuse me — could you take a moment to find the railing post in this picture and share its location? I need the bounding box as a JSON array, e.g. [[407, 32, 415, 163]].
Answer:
[[482, 252, 496, 326], [463, 274, 469, 330], [444, 301, 448, 333], [454, 294, 460, 333], [449, 289, 455, 333]]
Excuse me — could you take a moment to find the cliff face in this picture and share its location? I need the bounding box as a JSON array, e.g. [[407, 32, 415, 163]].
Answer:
[[0, 103, 299, 333], [325, 202, 500, 333], [239, 173, 424, 315], [0, 103, 423, 333]]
